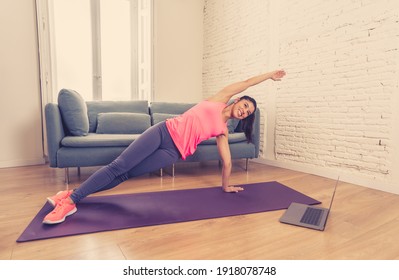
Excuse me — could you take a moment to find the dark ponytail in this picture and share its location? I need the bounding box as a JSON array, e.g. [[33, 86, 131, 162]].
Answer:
[[239, 96, 257, 143]]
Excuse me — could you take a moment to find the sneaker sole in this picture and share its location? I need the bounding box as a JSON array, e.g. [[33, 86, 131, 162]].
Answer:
[[42, 207, 77, 225]]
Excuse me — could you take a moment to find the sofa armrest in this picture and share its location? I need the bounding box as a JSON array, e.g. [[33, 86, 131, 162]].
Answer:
[[252, 109, 261, 157], [45, 103, 65, 167]]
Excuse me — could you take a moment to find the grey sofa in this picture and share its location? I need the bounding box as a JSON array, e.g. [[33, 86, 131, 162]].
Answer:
[[45, 89, 260, 183]]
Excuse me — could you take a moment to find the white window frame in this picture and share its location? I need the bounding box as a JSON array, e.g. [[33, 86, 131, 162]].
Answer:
[[35, 0, 153, 103]]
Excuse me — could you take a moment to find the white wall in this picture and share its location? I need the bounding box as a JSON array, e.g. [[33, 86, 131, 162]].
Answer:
[[0, 0, 44, 168], [153, 0, 204, 103], [274, 0, 399, 193], [203, 0, 399, 194]]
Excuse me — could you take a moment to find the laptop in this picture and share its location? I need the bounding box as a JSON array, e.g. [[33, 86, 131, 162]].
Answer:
[[279, 177, 339, 231]]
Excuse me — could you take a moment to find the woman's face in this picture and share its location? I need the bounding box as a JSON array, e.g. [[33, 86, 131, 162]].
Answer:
[[232, 99, 255, 119]]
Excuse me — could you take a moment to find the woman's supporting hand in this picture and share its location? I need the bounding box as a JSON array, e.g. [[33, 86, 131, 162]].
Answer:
[[223, 186, 244, 193]]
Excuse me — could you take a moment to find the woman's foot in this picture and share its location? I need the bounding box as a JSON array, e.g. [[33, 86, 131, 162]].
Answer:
[[47, 190, 73, 207], [43, 198, 77, 224]]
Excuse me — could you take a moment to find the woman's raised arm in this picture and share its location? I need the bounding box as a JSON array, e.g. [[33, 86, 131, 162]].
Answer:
[[207, 69, 286, 103]]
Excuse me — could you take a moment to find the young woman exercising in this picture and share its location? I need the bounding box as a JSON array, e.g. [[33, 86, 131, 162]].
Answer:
[[43, 69, 286, 224]]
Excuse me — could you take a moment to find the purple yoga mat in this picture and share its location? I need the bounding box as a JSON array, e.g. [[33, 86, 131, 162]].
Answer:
[[17, 181, 320, 242]]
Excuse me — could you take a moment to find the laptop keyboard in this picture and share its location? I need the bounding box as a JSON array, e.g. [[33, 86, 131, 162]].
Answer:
[[300, 207, 323, 226]]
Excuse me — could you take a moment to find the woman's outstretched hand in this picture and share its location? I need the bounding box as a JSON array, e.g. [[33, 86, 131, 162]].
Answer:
[[271, 69, 286, 81], [223, 186, 244, 193]]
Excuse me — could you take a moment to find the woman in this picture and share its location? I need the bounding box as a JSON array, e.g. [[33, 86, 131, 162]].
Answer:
[[43, 69, 286, 224]]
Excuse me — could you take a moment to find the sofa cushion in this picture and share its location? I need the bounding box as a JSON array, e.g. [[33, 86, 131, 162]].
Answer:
[[151, 113, 178, 125], [86, 100, 149, 132], [58, 89, 89, 136], [150, 102, 195, 115], [61, 133, 139, 147], [96, 112, 151, 134]]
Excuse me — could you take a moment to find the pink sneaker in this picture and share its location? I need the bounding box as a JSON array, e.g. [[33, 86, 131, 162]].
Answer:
[[43, 199, 77, 224], [47, 190, 73, 207]]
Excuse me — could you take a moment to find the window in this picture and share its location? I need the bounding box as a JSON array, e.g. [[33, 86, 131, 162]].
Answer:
[[36, 0, 153, 102]]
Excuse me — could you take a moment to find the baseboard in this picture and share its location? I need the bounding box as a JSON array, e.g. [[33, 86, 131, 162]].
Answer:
[[252, 158, 399, 195], [0, 157, 46, 169]]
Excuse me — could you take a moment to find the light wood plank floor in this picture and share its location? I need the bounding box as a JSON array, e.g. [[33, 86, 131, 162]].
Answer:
[[1, 160, 399, 260]]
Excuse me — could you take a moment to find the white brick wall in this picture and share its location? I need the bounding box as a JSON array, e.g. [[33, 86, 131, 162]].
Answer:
[[276, 0, 398, 179], [203, 0, 270, 155], [203, 0, 399, 190]]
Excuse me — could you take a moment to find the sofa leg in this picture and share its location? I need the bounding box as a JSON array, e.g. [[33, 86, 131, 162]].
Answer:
[[160, 165, 175, 177], [77, 167, 81, 177], [64, 168, 70, 184], [245, 158, 249, 171]]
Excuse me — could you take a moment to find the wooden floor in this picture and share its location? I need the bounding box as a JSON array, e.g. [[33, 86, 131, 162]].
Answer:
[[1, 160, 399, 260]]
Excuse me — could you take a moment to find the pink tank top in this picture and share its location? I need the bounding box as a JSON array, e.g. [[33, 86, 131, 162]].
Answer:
[[166, 101, 227, 159]]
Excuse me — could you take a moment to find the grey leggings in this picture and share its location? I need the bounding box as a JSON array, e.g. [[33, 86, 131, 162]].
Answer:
[[70, 121, 181, 203]]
